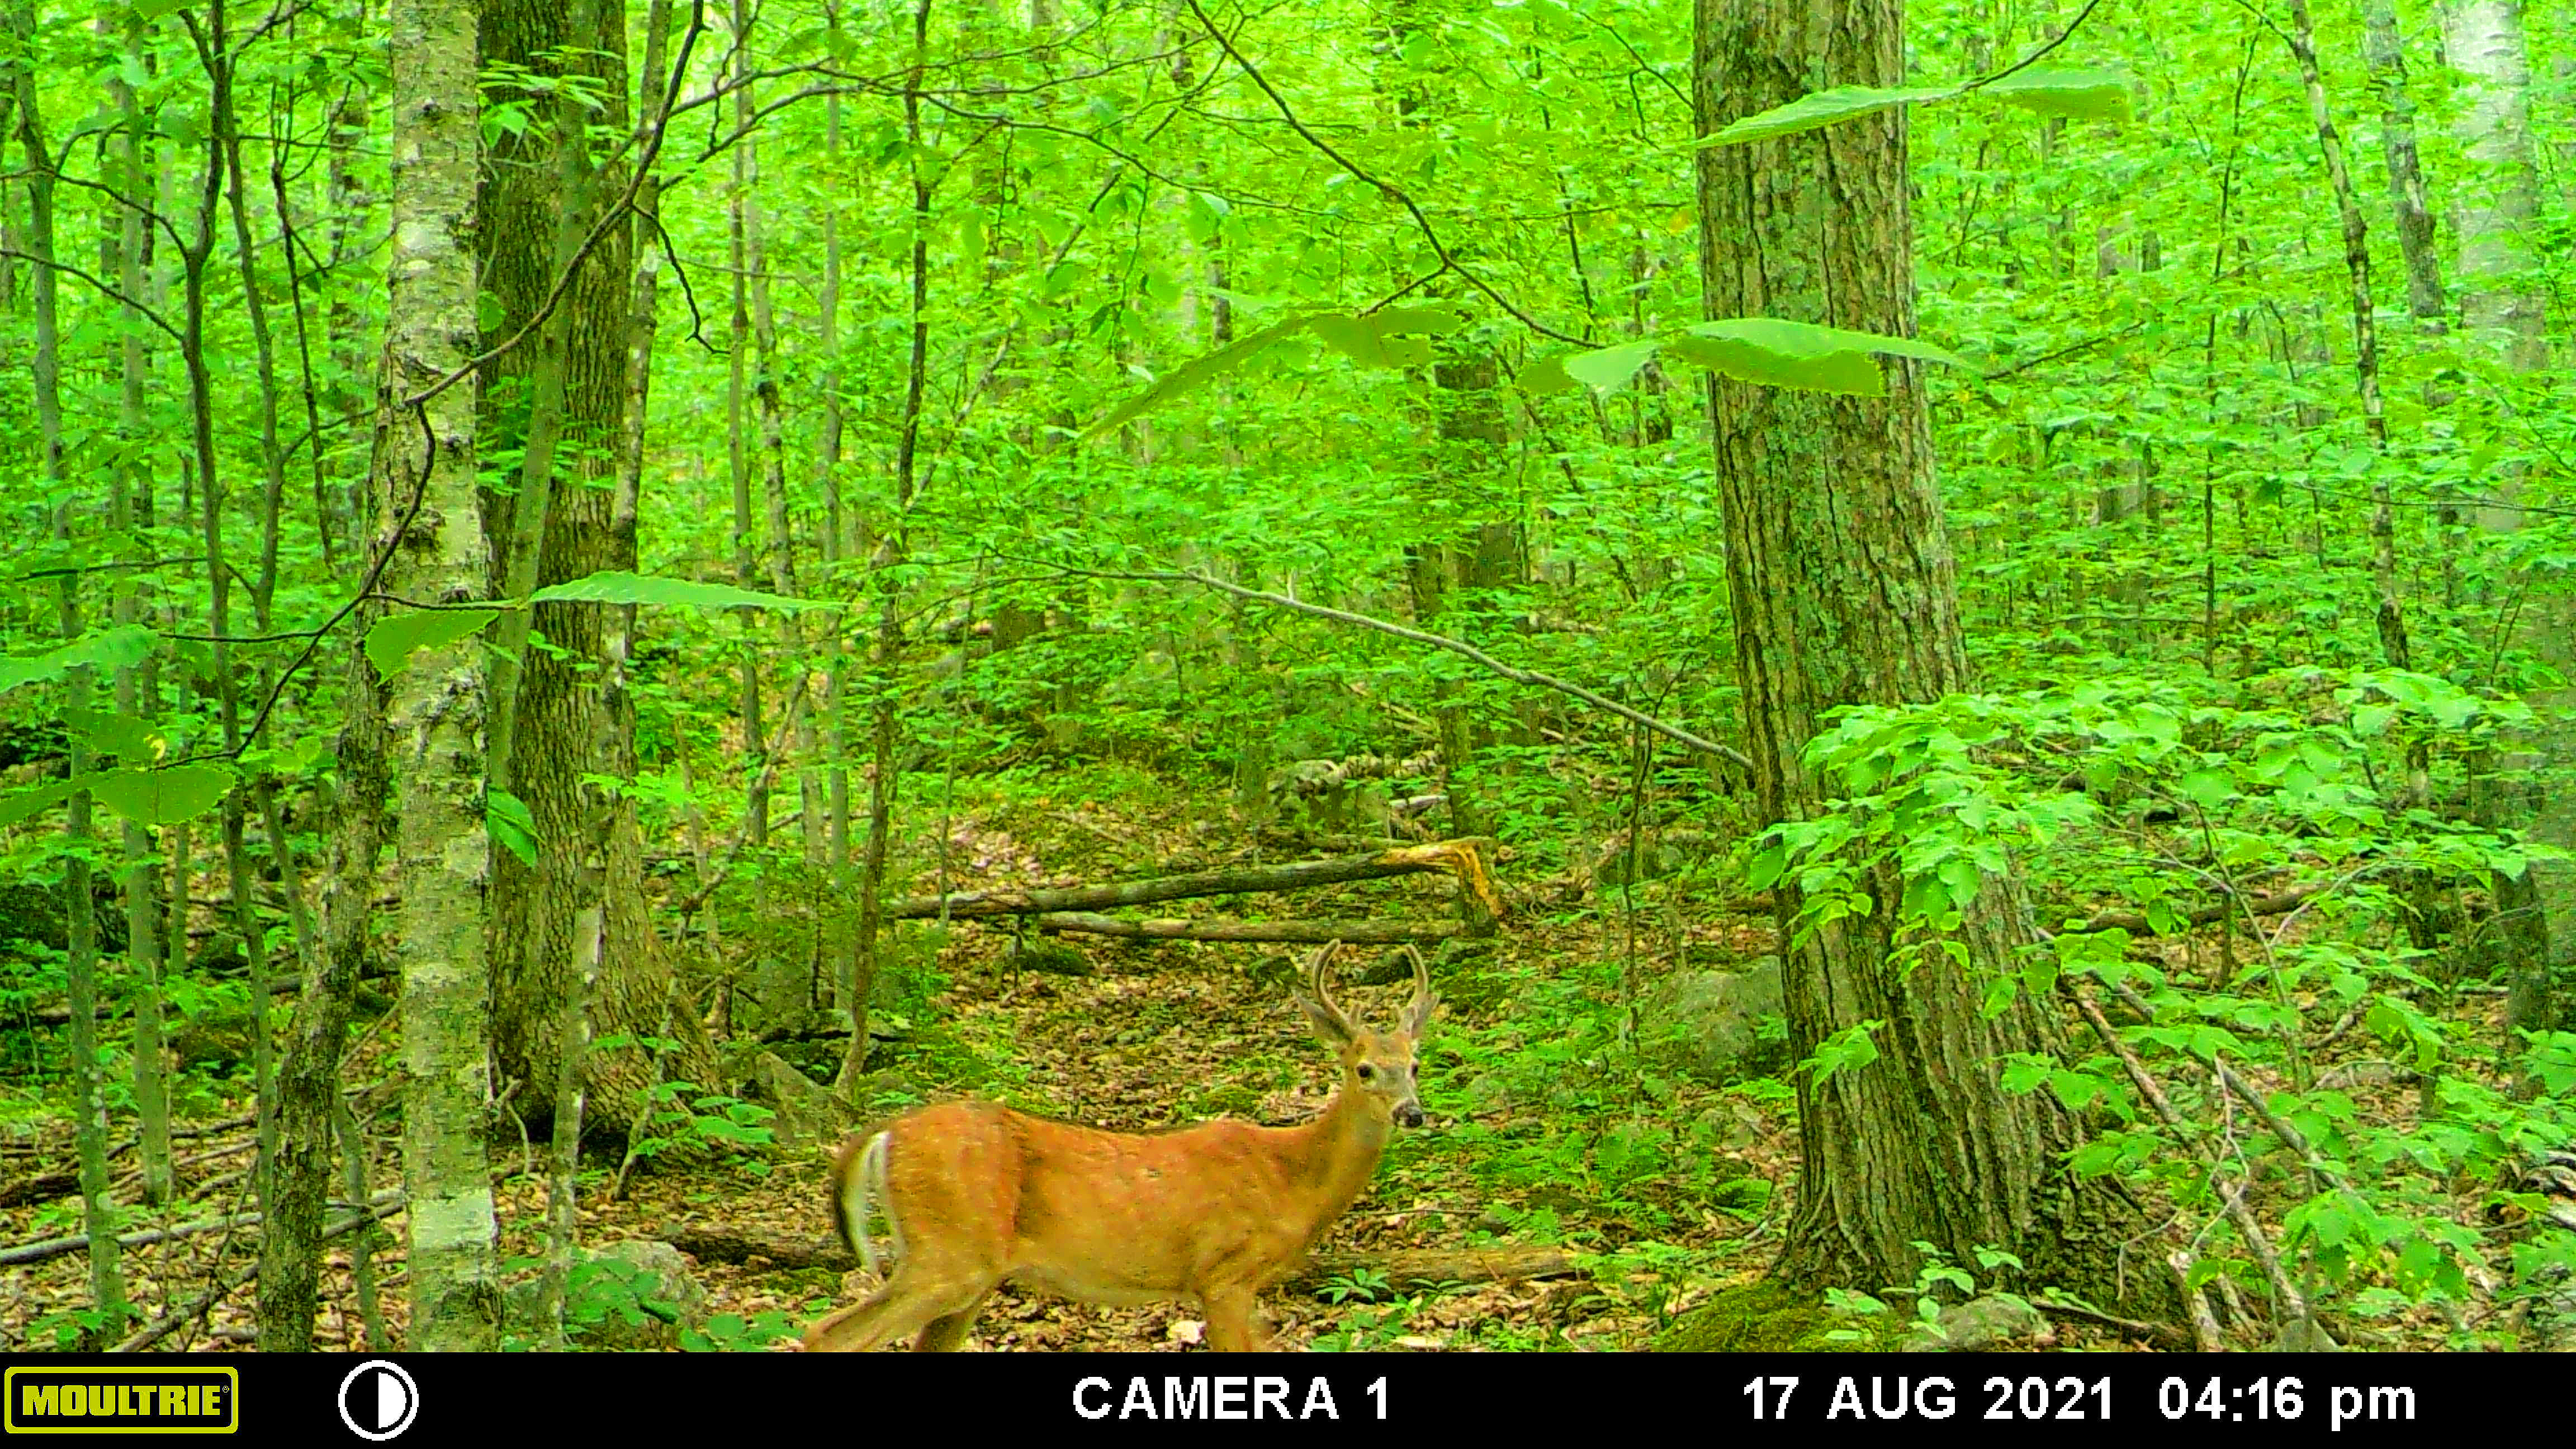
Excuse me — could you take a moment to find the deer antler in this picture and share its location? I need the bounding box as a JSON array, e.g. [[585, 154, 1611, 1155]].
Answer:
[[1399, 943, 1436, 1032], [1300, 939, 1354, 1037]]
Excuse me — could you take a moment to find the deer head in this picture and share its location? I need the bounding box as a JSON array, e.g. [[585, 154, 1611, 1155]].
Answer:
[[1293, 940, 1436, 1129]]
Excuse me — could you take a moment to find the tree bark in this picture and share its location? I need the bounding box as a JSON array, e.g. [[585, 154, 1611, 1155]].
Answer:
[[2440, 0, 2564, 1034], [2360, 0, 2445, 328], [379, 0, 501, 1348], [839, 0, 936, 1095], [2441, 0, 2546, 376], [108, 19, 173, 1210], [9, 10, 126, 1334], [1692, 0, 2166, 1315], [727, 0, 766, 849], [2283, 0, 2415, 790], [476, 0, 653, 1133]]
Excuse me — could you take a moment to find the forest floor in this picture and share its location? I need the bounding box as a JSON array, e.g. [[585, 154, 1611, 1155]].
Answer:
[[1, 769, 1810, 1352], [4, 765, 2524, 1352]]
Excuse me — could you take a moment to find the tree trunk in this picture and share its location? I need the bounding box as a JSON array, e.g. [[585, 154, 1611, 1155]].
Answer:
[[380, 0, 501, 1349], [2441, 0, 2564, 1033], [2282, 0, 2416, 772], [840, 0, 936, 1095], [1692, 0, 2166, 1316], [477, 0, 651, 1133], [108, 21, 173, 1210], [10, 13, 126, 1334], [1382, 0, 1517, 840], [728, 2, 767, 848], [745, 127, 815, 868], [2441, 0, 2546, 376], [2360, 0, 2445, 328]]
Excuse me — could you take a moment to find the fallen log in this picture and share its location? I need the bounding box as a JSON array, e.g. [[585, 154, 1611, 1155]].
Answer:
[[884, 839, 1496, 921], [0, 1190, 402, 1267], [1277, 1244, 1581, 1294], [1030, 913, 1459, 944], [0, 1115, 257, 1208], [2067, 882, 2326, 936], [657, 1224, 1578, 1295]]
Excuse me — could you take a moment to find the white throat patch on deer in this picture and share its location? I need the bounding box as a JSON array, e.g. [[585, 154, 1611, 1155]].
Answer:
[[800, 940, 1436, 1352]]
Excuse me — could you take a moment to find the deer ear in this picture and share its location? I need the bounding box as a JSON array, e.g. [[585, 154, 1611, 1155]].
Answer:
[[1296, 993, 1356, 1046], [1404, 991, 1438, 1036]]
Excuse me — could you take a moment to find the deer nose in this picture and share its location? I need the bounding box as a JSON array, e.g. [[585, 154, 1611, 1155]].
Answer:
[[1395, 1104, 1425, 1128]]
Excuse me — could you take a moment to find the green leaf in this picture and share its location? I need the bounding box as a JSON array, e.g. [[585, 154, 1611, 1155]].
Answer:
[[1746, 842, 1789, 891], [0, 775, 87, 827], [1696, 84, 1958, 147], [2022, 954, 2059, 999], [528, 572, 831, 612], [1516, 354, 1579, 395], [487, 787, 539, 867], [1310, 312, 1424, 370], [364, 607, 501, 684], [1801, 1019, 1883, 1083], [2179, 767, 2234, 811], [0, 626, 158, 695], [1310, 307, 1469, 371], [1669, 318, 1971, 396], [1366, 306, 1470, 337], [1561, 340, 1658, 395], [1084, 312, 1315, 439], [89, 763, 239, 826], [1980, 67, 2130, 122], [67, 709, 164, 766], [1184, 191, 1229, 246]]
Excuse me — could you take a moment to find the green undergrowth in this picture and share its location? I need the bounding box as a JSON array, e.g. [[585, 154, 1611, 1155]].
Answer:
[[1654, 1279, 1842, 1352]]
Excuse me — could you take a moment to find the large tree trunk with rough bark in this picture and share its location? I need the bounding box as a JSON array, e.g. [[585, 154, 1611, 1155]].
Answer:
[[1691, 0, 2167, 1314], [473, 0, 691, 1134]]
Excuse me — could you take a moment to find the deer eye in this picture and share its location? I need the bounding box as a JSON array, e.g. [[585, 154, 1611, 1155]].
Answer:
[[1356, 1064, 1376, 1081]]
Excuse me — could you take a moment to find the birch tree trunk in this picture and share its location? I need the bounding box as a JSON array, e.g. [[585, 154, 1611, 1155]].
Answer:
[[380, 0, 500, 1349], [2441, 0, 2566, 1034], [2441, 0, 2546, 376], [2360, 0, 2445, 327]]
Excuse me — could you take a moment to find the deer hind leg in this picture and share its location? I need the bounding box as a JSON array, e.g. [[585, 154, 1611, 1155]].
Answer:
[[911, 1290, 992, 1352], [1199, 1285, 1271, 1352], [803, 1263, 993, 1353]]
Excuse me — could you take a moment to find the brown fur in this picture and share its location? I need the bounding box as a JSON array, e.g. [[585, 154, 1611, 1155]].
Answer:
[[801, 942, 1433, 1352]]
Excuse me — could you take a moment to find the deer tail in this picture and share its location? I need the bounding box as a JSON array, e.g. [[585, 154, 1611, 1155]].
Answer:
[[830, 1129, 897, 1279]]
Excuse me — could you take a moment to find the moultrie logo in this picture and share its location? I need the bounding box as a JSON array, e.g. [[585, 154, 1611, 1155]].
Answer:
[[4, 1366, 238, 1433]]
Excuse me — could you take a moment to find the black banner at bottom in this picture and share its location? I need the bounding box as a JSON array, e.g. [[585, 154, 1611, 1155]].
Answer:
[[0, 1352, 2488, 1441]]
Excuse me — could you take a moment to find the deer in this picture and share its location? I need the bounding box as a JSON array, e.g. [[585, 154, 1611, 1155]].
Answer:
[[799, 939, 1434, 1352]]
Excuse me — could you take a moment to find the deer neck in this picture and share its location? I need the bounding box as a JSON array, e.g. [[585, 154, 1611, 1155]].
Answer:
[[1285, 1082, 1394, 1233]]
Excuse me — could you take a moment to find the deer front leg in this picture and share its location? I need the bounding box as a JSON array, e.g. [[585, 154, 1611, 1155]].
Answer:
[[1200, 1285, 1270, 1352]]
